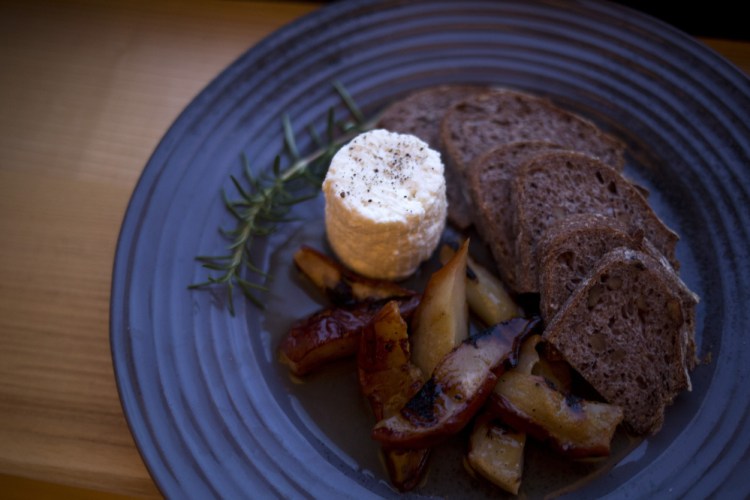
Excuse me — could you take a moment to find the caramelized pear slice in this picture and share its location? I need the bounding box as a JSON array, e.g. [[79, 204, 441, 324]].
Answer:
[[464, 334, 543, 494], [515, 334, 543, 375], [358, 300, 430, 491], [358, 302, 425, 417], [384, 448, 430, 492], [440, 244, 522, 326], [294, 246, 415, 305], [516, 334, 573, 393], [466, 413, 525, 495], [490, 372, 624, 458], [410, 239, 470, 377], [372, 317, 541, 449], [278, 296, 420, 377]]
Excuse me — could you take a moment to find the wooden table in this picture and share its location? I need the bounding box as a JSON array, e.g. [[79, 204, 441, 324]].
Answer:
[[0, 1, 748, 498]]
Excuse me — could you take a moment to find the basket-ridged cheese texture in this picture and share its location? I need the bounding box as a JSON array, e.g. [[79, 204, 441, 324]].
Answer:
[[323, 129, 447, 280]]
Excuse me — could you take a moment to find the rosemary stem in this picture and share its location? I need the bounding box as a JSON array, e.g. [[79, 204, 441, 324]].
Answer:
[[280, 116, 379, 184], [190, 85, 377, 313]]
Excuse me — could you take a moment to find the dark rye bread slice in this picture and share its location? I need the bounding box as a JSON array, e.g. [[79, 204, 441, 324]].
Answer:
[[543, 247, 693, 435], [511, 151, 679, 293], [536, 214, 638, 322], [537, 214, 699, 369], [377, 84, 486, 148], [440, 88, 626, 228], [466, 141, 566, 290], [377, 84, 487, 229], [441, 88, 627, 174]]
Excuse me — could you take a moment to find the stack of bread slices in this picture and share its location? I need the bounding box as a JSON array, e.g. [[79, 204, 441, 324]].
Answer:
[[378, 85, 699, 436]]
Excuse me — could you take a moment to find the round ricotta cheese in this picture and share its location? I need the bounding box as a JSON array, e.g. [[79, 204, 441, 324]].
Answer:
[[322, 129, 447, 280]]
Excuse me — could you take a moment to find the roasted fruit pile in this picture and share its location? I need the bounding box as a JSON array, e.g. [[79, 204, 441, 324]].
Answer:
[[278, 243, 624, 494]]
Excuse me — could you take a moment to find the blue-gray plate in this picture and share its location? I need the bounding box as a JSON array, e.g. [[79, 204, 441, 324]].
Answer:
[[111, 1, 750, 498]]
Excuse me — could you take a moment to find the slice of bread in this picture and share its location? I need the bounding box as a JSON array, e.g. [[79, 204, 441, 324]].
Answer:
[[511, 151, 679, 293], [440, 89, 626, 229], [536, 214, 638, 322], [466, 141, 566, 290], [377, 84, 486, 149], [441, 89, 626, 174], [543, 247, 693, 435], [377, 84, 487, 229], [537, 214, 699, 369]]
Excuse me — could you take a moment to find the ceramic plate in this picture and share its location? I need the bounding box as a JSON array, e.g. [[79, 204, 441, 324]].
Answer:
[[111, 1, 750, 497]]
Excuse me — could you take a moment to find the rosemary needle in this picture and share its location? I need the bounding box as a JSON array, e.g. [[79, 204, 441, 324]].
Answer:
[[189, 82, 376, 315]]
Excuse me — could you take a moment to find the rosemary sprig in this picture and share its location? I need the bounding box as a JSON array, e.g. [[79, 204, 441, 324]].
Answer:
[[189, 82, 375, 314]]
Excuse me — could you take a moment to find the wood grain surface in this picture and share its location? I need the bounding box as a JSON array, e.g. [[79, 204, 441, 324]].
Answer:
[[0, 1, 319, 497], [0, 1, 747, 498]]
